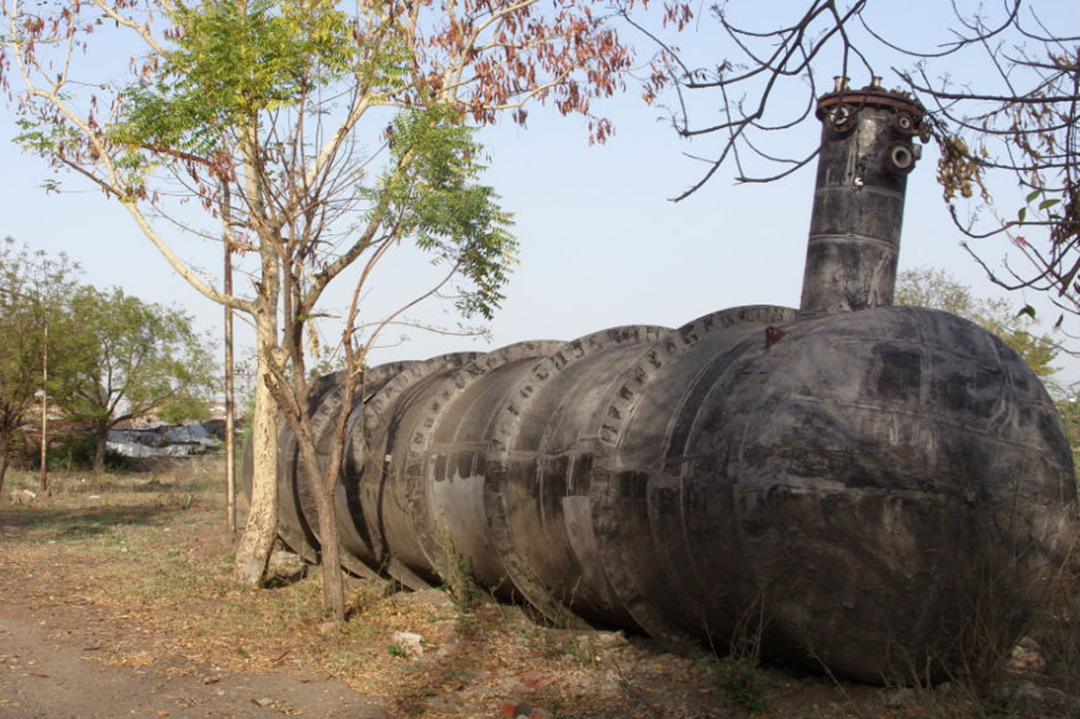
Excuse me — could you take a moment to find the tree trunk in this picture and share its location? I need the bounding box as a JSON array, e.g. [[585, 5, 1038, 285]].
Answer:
[[0, 428, 10, 496], [233, 326, 280, 587], [304, 451, 345, 621], [93, 427, 107, 474]]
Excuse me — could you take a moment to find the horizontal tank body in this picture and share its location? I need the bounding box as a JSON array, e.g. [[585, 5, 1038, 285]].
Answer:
[[247, 79, 1079, 684], [260, 304, 1076, 683]]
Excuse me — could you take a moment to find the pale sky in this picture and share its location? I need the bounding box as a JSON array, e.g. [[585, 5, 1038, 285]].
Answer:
[[1, 0, 1076, 390]]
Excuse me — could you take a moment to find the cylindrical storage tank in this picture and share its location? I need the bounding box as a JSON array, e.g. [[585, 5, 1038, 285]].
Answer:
[[351, 342, 560, 589], [246, 72, 1077, 686], [337, 353, 479, 581], [660, 306, 1075, 682], [481, 325, 674, 628], [285, 363, 416, 578], [253, 303, 1076, 685], [588, 306, 801, 644]]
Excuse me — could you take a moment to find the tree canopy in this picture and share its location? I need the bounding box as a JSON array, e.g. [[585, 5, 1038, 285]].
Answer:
[[0, 238, 81, 490], [55, 285, 218, 473], [0, 241, 215, 480]]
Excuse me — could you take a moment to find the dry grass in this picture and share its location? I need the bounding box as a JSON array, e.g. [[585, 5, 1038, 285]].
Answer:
[[1, 459, 1076, 718]]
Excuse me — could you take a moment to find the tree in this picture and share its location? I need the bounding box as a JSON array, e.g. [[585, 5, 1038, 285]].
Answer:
[[1, 0, 646, 615], [896, 266, 1059, 378], [54, 286, 217, 473], [622, 0, 1078, 321], [0, 238, 80, 493]]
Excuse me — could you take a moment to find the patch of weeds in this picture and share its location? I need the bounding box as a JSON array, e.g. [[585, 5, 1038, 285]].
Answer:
[[545, 577, 584, 630], [871, 517, 1080, 719], [715, 654, 768, 714], [321, 647, 357, 675], [383, 578, 409, 597], [266, 573, 325, 627], [340, 617, 375, 642], [528, 628, 564, 661], [564, 636, 595, 667], [944, 536, 1061, 701], [434, 531, 483, 617], [513, 567, 588, 632], [709, 589, 771, 715], [342, 585, 380, 623], [387, 641, 409, 659], [1028, 544, 1079, 697], [441, 668, 468, 685]]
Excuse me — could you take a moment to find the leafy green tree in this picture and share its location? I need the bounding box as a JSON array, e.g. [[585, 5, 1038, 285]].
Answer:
[[0, 239, 81, 493], [896, 267, 1059, 378], [2, 0, 645, 614], [54, 286, 217, 473]]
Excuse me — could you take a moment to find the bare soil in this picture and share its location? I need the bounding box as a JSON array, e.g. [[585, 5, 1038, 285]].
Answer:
[[0, 457, 1075, 719]]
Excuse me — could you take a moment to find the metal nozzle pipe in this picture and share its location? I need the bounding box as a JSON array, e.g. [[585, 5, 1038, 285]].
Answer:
[[799, 80, 926, 315]]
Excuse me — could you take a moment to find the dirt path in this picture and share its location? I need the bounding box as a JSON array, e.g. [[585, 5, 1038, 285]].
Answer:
[[0, 604, 387, 719]]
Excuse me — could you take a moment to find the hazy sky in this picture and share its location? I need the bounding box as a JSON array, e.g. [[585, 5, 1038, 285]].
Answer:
[[1, 0, 1076, 388]]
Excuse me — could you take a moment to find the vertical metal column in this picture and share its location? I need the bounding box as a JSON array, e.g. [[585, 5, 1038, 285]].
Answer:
[[799, 77, 926, 315]]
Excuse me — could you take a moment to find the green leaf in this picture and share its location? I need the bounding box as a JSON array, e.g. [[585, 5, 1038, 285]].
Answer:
[[1018, 206, 1026, 223], [1025, 188, 1043, 203], [109, 0, 358, 157], [371, 105, 518, 321], [1016, 305, 1037, 320], [1038, 198, 1061, 211]]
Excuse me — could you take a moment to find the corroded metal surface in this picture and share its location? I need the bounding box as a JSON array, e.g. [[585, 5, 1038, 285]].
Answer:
[[800, 78, 925, 315], [248, 79, 1078, 684]]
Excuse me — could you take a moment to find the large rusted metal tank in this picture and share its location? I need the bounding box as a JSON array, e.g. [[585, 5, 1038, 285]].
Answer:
[[251, 79, 1078, 684]]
